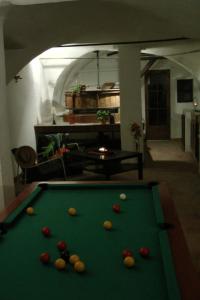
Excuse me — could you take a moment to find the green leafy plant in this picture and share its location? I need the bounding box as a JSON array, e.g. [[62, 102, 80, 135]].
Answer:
[[70, 84, 86, 94], [130, 122, 142, 151], [42, 141, 55, 159], [96, 110, 110, 122], [41, 133, 63, 159], [71, 84, 81, 93], [130, 122, 142, 140]]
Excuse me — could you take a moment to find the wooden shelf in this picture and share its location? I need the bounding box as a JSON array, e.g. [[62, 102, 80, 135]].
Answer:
[[72, 107, 119, 114], [65, 89, 120, 124]]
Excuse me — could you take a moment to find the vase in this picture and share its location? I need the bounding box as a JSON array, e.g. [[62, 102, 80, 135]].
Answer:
[[100, 119, 107, 125], [135, 140, 140, 152]]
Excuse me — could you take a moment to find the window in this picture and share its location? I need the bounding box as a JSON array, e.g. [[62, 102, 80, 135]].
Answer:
[[177, 79, 193, 103]]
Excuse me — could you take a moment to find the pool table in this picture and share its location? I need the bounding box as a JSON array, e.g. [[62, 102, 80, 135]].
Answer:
[[0, 181, 199, 300]]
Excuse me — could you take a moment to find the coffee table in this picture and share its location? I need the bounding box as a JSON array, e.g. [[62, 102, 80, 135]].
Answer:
[[67, 149, 143, 179]]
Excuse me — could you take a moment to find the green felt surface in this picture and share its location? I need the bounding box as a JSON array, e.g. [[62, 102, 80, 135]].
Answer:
[[0, 184, 180, 300]]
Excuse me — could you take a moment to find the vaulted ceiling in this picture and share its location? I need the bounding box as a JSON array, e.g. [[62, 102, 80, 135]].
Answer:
[[3, 0, 200, 81]]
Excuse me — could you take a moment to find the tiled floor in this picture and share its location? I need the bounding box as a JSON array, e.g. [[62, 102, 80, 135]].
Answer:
[[147, 139, 194, 162]]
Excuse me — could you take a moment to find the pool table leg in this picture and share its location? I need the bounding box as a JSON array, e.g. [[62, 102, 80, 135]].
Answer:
[[102, 163, 111, 180], [105, 173, 111, 180], [138, 152, 143, 180]]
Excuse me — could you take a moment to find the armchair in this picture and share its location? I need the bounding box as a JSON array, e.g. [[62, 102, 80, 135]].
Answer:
[[62, 143, 84, 176], [13, 145, 66, 183]]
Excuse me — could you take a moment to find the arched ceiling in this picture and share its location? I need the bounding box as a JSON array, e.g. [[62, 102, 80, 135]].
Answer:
[[3, 0, 200, 81], [4, 1, 185, 50]]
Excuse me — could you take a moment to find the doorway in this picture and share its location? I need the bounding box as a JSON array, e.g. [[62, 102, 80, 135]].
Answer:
[[145, 70, 170, 139]]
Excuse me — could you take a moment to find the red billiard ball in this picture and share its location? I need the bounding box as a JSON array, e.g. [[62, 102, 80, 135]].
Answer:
[[40, 252, 50, 264], [139, 247, 150, 257], [112, 204, 121, 213], [42, 227, 51, 237], [122, 249, 133, 258], [57, 241, 67, 251]]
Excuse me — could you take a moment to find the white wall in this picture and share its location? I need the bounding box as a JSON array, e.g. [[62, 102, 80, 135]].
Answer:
[[0, 15, 15, 207], [119, 46, 142, 151], [7, 57, 49, 150], [68, 55, 118, 90]]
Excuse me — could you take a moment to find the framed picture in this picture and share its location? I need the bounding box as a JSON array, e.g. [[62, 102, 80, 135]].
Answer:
[[177, 79, 193, 103]]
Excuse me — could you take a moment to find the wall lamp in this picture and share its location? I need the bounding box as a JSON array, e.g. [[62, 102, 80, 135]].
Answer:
[[14, 75, 22, 83]]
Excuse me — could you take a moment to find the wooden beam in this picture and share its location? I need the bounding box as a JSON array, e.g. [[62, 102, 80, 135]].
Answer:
[[140, 58, 157, 78], [141, 54, 166, 60], [107, 51, 118, 56], [61, 37, 188, 47]]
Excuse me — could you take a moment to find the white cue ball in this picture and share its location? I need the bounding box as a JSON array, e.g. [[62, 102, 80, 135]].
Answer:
[[120, 193, 126, 200]]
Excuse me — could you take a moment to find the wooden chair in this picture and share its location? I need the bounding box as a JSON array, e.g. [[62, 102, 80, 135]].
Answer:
[[13, 145, 66, 183]]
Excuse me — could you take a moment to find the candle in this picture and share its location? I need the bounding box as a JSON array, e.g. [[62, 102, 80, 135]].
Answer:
[[99, 147, 108, 152]]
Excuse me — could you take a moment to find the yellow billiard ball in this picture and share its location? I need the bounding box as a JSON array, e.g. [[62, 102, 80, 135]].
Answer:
[[124, 256, 135, 268], [54, 258, 66, 270], [68, 207, 77, 216], [26, 207, 34, 215], [69, 254, 80, 265], [103, 220, 113, 230], [74, 261, 86, 273]]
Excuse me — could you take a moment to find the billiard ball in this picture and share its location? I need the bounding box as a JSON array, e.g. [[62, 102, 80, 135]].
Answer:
[[112, 204, 121, 213], [69, 254, 80, 265], [124, 256, 135, 268], [74, 261, 86, 273], [40, 252, 50, 264], [103, 220, 113, 230], [120, 193, 126, 200], [54, 258, 66, 270], [122, 249, 133, 258], [60, 250, 70, 262], [57, 240, 67, 251], [139, 247, 150, 257], [41, 227, 51, 237], [26, 207, 34, 215], [68, 207, 77, 216]]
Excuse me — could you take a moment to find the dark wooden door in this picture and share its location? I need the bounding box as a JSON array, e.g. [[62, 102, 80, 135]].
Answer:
[[145, 70, 170, 139]]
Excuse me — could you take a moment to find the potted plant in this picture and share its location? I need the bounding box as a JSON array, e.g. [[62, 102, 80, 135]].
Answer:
[[42, 141, 55, 159], [42, 133, 63, 159], [130, 122, 142, 151], [96, 110, 110, 124], [70, 84, 86, 95]]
